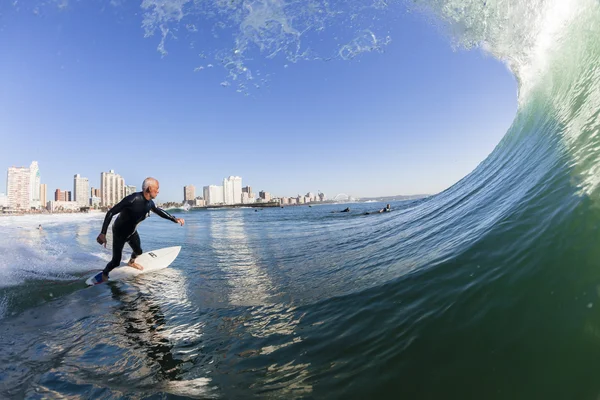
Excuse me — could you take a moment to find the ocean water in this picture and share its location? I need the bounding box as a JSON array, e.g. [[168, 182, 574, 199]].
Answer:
[[3, 0, 600, 398]]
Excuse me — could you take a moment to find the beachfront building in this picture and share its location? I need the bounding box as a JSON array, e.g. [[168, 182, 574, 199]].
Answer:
[[55, 189, 72, 202], [259, 191, 271, 202], [47, 201, 81, 213], [184, 185, 196, 203], [7, 166, 30, 210], [90, 187, 101, 198], [74, 174, 90, 206], [223, 176, 242, 205], [241, 192, 256, 204], [241, 186, 255, 204], [40, 184, 47, 207], [125, 185, 136, 196], [306, 192, 318, 202], [194, 197, 206, 207], [90, 196, 101, 207], [203, 185, 224, 205], [29, 161, 41, 209], [101, 170, 125, 207]]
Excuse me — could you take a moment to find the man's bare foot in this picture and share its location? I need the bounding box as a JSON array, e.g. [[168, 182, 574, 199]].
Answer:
[[127, 260, 144, 271]]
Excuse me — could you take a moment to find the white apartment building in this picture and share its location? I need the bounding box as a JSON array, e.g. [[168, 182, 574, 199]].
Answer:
[[74, 174, 90, 206], [40, 184, 47, 207], [203, 185, 224, 205], [125, 185, 136, 196], [184, 185, 196, 202], [29, 161, 41, 209], [101, 170, 125, 207], [47, 201, 81, 213], [241, 192, 256, 204], [223, 176, 242, 205], [7, 166, 30, 210]]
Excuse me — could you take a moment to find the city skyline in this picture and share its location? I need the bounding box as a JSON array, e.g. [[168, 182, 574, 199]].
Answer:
[[1, 161, 336, 210], [1, 160, 368, 205], [0, 2, 517, 203]]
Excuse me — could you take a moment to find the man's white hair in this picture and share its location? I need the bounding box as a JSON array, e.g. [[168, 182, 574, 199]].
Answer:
[[142, 177, 158, 191]]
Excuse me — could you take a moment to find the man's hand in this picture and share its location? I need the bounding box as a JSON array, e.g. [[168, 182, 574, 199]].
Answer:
[[176, 218, 185, 226], [96, 233, 107, 247]]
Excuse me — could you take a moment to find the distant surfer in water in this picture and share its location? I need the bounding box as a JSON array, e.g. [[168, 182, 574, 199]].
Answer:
[[330, 207, 351, 213], [379, 204, 391, 213], [95, 177, 185, 283], [364, 204, 391, 215]]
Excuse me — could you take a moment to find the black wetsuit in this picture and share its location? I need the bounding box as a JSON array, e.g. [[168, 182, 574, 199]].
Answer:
[[101, 192, 178, 276]]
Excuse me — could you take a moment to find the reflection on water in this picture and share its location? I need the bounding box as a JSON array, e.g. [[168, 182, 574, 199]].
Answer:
[[208, 211, 274, 306], [108, 284, 185, 382], [206, 211, 313, 396]]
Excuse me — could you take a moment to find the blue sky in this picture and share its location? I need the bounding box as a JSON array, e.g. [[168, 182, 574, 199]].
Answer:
[[0, 1, 517, 201]]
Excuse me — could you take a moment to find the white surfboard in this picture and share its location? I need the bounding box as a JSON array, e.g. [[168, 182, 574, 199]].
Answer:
[[86, 246, 181, 286]]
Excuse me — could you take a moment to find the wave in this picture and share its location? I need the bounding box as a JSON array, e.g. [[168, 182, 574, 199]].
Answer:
[[3, 1, 600, 396]]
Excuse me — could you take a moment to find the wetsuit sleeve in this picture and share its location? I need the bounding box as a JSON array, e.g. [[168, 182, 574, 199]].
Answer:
[[151, 204, 179, 223], [100, 194, 134, 234]]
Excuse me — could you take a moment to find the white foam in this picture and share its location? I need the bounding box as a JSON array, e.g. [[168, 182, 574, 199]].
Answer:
[[409, 0, 592, 103], [0, 213, 107, 288]]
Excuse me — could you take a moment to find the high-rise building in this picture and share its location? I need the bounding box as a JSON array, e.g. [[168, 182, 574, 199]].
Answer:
[[29, 161, 40, 209], [184, 185, 196, 202], [242, 186, 252, 195], [73, 174, 90, 206], [7, 166, 30, 210], [203, 185, 224, 205], [125, 185, 136, 196], [55, 189, 66, 202], [259, 190, 271, 202], [40, 184, 47, 208], [101, 170, 125, 207], [241, 192, 256, 204], [54, 189, 73, 202], [90, 187, 101, 198], [223, 176, 242, 205]]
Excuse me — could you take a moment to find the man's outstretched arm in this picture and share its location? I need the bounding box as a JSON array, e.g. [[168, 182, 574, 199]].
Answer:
[[151, 205, 185, 226]]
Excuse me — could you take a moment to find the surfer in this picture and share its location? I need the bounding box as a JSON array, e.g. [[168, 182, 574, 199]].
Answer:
[[379, 204, 391, 213], [95, 177, 185, 283], [332, 207, 351, 213]]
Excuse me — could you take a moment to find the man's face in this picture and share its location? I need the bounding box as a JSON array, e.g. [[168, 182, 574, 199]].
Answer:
[[148, 184, 159, 199]]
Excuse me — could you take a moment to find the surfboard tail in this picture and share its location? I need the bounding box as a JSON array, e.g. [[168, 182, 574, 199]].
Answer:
[[87, 272, 104, 286]]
